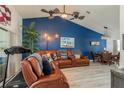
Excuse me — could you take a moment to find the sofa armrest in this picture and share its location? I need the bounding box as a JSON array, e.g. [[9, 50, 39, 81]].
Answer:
[[30, 65, 69, 88], [30, 71, 69, 88]]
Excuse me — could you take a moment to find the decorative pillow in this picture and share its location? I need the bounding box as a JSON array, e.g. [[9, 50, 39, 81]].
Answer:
[[42, 56, 53, 75], [48, 57, 53, 62], [67, 50, 75, 58], [56, 51, 61, 60], [60, 52, 67, 59], [41, 54, 52, 62], [61, 55, 68, 59], [50, 53, 54, 60], [50, 53, 57, 60], [75, 54, 81, 59], [46, 53, 54, 62]]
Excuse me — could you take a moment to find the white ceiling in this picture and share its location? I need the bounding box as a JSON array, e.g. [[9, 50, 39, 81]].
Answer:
[[14, 5, 120, 37]]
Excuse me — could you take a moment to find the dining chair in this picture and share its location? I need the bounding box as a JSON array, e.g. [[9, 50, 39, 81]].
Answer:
[[90, 51, 101, 62], [112, 52, 120, 66], [101, 52, 113, 66]]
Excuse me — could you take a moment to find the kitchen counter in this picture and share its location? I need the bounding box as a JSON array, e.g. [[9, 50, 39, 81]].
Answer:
[[111, 68, 124, 88]]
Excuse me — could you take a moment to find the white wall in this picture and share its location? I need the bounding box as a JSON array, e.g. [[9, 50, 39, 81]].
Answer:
[[106, 8, 120, 54], [119, 6, 124, 68], [0, 6, 22, 77]]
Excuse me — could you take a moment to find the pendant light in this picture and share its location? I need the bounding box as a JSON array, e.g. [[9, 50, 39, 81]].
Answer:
[[101, 26, 110, 40]]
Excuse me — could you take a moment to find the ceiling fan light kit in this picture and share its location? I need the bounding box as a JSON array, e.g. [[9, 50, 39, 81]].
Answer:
[[61, 13, 68, 18], [48, 16, 54, 19]]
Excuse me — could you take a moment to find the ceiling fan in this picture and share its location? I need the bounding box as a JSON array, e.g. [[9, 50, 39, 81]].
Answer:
[[41, 5, 89, 20], [41, 8, 60, 19]]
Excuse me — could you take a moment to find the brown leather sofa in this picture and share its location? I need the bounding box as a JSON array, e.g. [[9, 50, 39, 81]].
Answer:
[[38, 50, 89, 68], [21, 56, 69, 88], [21, 50, 89, 88]]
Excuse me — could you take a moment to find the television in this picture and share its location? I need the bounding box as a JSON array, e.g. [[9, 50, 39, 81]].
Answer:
[[90, 41, 100, 46]]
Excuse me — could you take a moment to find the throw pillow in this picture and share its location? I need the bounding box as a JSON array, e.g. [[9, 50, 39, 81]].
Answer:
[[60, 52, 67, 59], [56, 51, 61, 60], [61, 55, 68, 59], [42, 56, 54, 75], [75, 54, 81, 59], [50, 53, 57, 60], [46, 53, 53, 62]]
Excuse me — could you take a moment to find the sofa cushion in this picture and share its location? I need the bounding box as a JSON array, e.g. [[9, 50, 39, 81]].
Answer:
[[67, 50, 74, 56], [21, 60, 38, 86], [59, 59, 72, 66], [26, 53, 43, 70], [67, 50, 75, 59], [28, 57, 44, 78]]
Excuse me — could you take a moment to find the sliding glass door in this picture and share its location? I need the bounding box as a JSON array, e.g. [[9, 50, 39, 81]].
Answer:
[[0, 27, 10, 82]]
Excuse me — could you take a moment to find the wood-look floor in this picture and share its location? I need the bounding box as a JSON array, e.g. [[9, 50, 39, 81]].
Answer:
[[61, 62, 117, 88]]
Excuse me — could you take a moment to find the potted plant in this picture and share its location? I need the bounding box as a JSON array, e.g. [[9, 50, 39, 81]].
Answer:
[[22, 22, 39, 53]]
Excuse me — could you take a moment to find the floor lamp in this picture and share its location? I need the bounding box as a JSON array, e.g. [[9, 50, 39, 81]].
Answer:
[[43, 33, 59, 50], [3, 46, 31, 88]]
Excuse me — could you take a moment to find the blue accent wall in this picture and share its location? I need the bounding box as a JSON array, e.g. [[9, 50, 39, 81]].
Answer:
[[23, 16, 106, 59]]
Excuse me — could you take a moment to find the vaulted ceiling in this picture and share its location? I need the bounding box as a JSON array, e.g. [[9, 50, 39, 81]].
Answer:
[[14, 5, 120, 38]]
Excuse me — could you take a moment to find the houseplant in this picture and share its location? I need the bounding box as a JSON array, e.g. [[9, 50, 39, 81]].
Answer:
[[22, 22, 39, 53]]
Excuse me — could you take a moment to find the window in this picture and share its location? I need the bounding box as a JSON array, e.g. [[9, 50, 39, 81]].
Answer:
[[0, 27, 10, 82]]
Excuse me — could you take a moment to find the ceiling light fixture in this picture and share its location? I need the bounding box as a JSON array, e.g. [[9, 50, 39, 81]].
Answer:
[[61, 13, 68, 18], [61, 5, 68, 18], [101, 26, 110, 40]]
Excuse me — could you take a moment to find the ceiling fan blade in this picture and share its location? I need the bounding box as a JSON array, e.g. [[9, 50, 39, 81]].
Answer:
[[53, 8, 60, 14], [65, 12, 73, 16], [73, 12, 80, 16], [70, 18, 75, 20], [78, 16, 85, 20], [41, 9, 49, 13]]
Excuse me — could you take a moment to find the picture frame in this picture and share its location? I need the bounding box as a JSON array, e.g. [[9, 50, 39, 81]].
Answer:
[[90, 41, 100, 46], [60, 37, 75, 48]]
